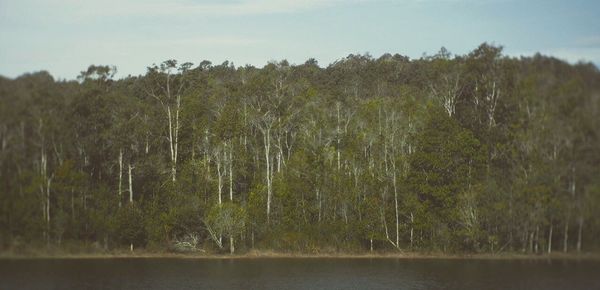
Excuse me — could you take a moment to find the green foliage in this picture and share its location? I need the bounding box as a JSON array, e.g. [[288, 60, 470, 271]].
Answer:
[[408, 105, 485, 236], [114, 205, 146, 247], [206, 202, 247, 240], [1, 44, 599, 254]]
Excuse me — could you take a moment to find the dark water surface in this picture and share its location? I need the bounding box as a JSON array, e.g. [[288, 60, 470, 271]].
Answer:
[[1, 257, 599, 290]]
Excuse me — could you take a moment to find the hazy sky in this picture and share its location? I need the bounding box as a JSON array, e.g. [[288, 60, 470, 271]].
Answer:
[[1, 0, 599, 79]]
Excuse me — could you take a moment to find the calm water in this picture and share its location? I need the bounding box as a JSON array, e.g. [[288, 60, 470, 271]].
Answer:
[[1, 258, 599, 290]]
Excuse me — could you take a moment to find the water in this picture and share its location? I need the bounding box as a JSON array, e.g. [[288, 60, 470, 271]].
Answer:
[[1, 258, 599, 290]]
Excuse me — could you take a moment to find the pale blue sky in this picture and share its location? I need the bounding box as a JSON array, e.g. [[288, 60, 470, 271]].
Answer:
[[1, 0, 599, 79]]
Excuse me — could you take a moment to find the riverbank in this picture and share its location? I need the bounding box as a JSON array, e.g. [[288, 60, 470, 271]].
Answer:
[[2, 249, 599, 260]]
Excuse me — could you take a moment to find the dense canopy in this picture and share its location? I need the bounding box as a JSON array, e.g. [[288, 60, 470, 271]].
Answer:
[[1, 44, 599, 254]]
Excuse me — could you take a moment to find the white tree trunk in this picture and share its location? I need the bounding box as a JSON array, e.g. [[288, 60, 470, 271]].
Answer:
[[167, 105, 175, 182], [577, 216, 583, 253], [174, 93, 180, 181], [548, 223, 553, 254], [229, 144, 233, 201], [264, 127, 272, 223], [410, 212, 414, 249], [166, 94, 181, 183], [529, 231, 534, 253], [215, 147, 225, 246], [486, 81, 499, 128], [217, 151, 223, 205], [317, 188, 321, 223], [336, 102, 341, 170], [40, 148, 47, 241], [277, 151, 281, 173], [128, 163, 133, 203], [118, 148, 123, 208], [46, 177, 51, 244], [393, 170, 399, 249]]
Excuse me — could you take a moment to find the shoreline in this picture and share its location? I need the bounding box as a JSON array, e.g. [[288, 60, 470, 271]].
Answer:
[[2, 250, 599, 260]]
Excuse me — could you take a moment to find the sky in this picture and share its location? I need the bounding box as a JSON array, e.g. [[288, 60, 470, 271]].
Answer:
[[0, 0, 599, 80]]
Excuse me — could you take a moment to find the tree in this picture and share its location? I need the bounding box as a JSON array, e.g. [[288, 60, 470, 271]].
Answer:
[[114, 204, 146, 251], [1, 45, 600, 255], [206, 202, 247, 254], [143, 60, 194, 183], [407, 105, 485, 250]]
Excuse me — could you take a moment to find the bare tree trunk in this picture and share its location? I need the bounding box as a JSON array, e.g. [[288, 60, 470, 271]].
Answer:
[[534, 225, 539, 253], [40, 146, 47, 242], [128, 163, 133, 203], [336, 102, 341, 171], [230, 236, 235, 254], [145, 115, 150, 154], [577, 216, 583, 253], [564, 215, 569, 253], [174, 94, 180, 181], [40, 142, 52, 246], [46, 178, 51, 246], [382, 187, 399, 250], [205, 129, 210, 175], [548, 223, 553, 254], [565, 167, 576, 252], [128, 158, 135, 252], [71, 189, 75, 220], [215, 148, 224, 246], [118, 148, 123, 208], [316, 188, 321, 223], [229, 144, 233, 201], [166, 94, 181, 183], [529, 231, 534, 253], [217, 149, 223, 205], [167, 105, 175, 182], [264, 127, 272, 223], [243, 102, 248, 149], [274, 131, 284, 173], [410, 212, 414, 249], [393, 170, 399, 249]]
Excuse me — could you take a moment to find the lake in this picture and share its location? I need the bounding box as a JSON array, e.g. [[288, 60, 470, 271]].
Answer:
[[1, 257, 599, 290]]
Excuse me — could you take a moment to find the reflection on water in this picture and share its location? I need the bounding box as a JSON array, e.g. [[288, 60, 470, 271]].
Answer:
[[1, 258, 599, 290]]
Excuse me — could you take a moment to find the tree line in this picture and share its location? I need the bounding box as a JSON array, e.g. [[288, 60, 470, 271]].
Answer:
[[1, 44, 599, 254]]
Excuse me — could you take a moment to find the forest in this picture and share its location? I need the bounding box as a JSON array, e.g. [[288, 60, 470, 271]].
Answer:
[[1, 43, 599, 255]]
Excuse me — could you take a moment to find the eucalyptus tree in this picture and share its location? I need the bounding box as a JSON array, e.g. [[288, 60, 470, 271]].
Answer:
[[248, 61, 301, 224], [428, 47, 464, 118], [1, 44, 600, 254], [143, 60, 194, 183]]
